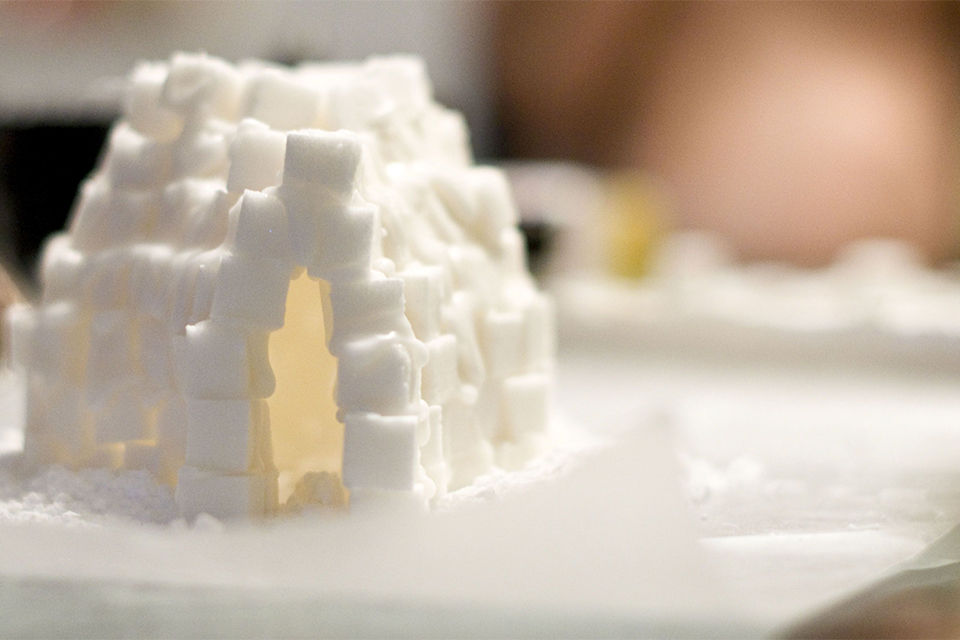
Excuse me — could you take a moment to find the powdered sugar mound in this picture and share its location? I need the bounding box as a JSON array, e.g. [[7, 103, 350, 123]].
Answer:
[[435, 422, 606, 510], [0, 444, 587, 526], [0, 432, 592, 527], [0, 366, 587, 525], [0, 456, 177, 526], [682, 453, 765, 506], [0, 370, 179, 526]]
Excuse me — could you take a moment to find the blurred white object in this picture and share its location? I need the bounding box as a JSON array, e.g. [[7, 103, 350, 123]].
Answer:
[[556, 234, 960, 373], [503, 162, 605, 275]]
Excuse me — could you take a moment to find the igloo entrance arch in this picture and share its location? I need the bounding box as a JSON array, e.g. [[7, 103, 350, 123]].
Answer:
[[267, 272, 343, 507], [7, 53, 555, 519]]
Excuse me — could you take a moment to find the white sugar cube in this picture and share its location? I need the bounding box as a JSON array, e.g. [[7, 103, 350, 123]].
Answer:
[[441, 292, 485, 388], [68, 179, 113, 252], [342, 412, 418, 491], [86, 311, 136, 384], [210, 254, 292, 329], [184, 398, 266, 473], [124, 61, 184, 142], [471, 167, 519, 247], [245, 72, 319, 130], [162, 52, 243, 120], [501, 373, 550, 438], [226, 190, 291, 258], [307, 203, 376, 278], [83, 249, 132, 310], [181, 189, 233, 249], [337, 336, 416, 414], [480, 310, 526, 379], [227, 119, 286, 193], [38, 234, 84, 303], [398, 265, 446, 340], [45, 384, 93, 456], [31, 302, 85, 382], [172, 119, 232, 179], [421, 334, 459, 405], [328, 276, 405, 344], [104, 124, 172, 188], [93, 385, 152, 444], [5, 303, 36, 370], [282, 130, 361, 195], [419, 405, 447, 488], [176, 466, 270, 520], [180, 320, 251, 399]]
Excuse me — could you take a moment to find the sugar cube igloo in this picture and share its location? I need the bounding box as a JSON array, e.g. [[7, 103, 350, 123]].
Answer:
[[6, 53, 554, 519]]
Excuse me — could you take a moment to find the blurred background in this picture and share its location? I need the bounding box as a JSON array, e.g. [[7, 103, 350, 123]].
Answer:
[[4, 5, 960, 636], [0, 0, 958, 279]]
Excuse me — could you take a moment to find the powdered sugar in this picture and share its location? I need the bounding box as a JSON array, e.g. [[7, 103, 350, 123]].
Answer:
[[0, 458, 177, 526], [0, 367, 585, 526], [0, 371, 177, 525]]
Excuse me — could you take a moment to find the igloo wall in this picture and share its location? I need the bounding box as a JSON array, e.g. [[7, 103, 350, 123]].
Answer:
[[6, 53, 554, 519]]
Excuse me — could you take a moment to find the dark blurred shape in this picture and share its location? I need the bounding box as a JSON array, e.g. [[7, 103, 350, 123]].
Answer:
[[0, 122, 108, 279], [782, 562, 960, 639], [493, 2, 960, 266], [518, 219, 557, 276]]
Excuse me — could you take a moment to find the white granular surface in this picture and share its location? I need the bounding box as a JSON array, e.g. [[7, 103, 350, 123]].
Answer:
[[0, 440, 594, 528], [0, 459, 178, 526], [0, 366, 594, 527], [4, 326, 960, 630], [0, 372, 175, 527]]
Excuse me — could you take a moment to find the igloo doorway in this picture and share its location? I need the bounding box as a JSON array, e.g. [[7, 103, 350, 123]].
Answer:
[[266, 271, 344, 507]]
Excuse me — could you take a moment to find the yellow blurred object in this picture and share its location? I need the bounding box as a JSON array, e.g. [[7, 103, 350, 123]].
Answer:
[[602, 172, 668, 279]]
